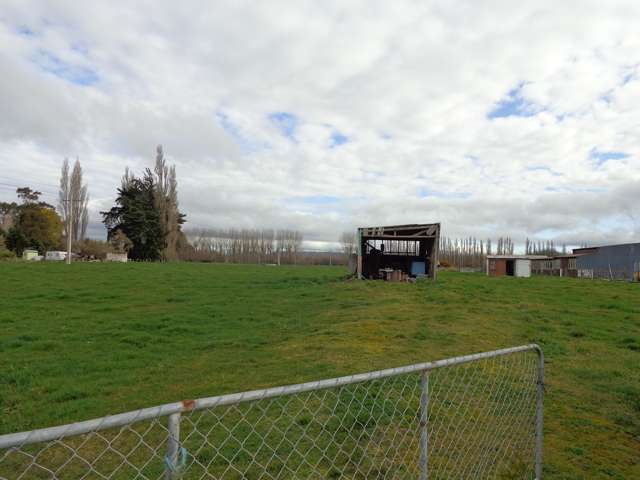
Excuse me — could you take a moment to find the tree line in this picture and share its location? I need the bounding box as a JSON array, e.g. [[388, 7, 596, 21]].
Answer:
[[183, 228, 304, 264], [438, 237, 499, 269], [525, 238, 573, 256]]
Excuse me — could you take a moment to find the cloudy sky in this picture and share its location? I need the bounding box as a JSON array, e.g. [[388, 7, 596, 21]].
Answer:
[[1, 1, 639, 249]]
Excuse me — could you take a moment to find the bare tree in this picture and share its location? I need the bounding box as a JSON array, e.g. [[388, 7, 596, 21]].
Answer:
[[339, 231, 357, 257], [154, 145, 181, 261], [58, 159, 70, 239], [58, 158, 89, 243], [184, 228, 305, 264], [71, 160, 89, 241], [121, 167, 134, 189]]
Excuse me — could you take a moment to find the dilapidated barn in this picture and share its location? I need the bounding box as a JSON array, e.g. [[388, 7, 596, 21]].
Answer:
[[357, 223, 440, 280]]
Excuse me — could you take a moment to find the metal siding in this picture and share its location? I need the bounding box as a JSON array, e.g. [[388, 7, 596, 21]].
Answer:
[[576, 243, 640, 280]]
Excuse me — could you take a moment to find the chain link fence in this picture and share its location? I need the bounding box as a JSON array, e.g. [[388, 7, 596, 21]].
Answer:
[[0, 344, 544, 479]]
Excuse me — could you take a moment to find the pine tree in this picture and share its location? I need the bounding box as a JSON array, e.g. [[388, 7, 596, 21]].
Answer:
[[102, 169, 163, 261]]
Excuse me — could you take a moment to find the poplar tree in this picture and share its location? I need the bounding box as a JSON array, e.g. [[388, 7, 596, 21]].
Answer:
[[58, 158, 89, 242], [154, 145, 183, 261]]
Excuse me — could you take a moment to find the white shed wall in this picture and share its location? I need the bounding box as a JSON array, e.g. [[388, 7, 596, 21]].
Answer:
[[515, 259, 531, 277]]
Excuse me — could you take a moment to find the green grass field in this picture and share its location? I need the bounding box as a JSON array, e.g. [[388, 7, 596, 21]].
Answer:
[[0, 263, 638, 478]]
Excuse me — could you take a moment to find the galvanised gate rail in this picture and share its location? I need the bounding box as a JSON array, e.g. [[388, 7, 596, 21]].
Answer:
[[0, 344, 544, 479]]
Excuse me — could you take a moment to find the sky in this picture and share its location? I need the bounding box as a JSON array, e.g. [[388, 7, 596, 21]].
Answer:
[[1, 1, 639, 250]]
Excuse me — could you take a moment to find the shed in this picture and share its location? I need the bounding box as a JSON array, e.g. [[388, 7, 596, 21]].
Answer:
[[575, 242, 640, 281], [357, 223, 440, 280], [486, 255, 546, 278]]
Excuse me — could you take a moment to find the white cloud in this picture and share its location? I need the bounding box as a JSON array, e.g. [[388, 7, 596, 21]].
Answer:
[[1, 0, 639, 247]]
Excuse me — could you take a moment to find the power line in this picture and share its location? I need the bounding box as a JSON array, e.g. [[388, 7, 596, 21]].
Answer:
[[0, 186, 84, 207], [0, 182, 57, 197], [0, 177, 59, 189], [0, 181, 85, 202]]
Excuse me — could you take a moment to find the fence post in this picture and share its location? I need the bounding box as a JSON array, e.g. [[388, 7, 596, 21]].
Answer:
[[165, 412, 181, 480], [419, 370, 429, 480], [535, 347, 545, 479]]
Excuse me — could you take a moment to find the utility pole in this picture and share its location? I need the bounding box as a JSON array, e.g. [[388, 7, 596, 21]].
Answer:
[[66, 194, 73, 265]]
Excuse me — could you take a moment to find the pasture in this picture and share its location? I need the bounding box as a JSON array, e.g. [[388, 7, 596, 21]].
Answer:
[[0, 263, 638, 478]]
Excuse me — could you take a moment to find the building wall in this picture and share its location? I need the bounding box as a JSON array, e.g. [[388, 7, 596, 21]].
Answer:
[[488, 258, 506, 276], [576, 243, 640, 281], [560, 258, 578, 277], [532, 257, 578, 277], [515, 259, 531, 277], [487, 258, 534, 277]]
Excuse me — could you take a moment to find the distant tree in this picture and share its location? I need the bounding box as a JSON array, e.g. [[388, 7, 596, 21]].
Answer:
[[273, 229, 303, 264], [16, 187, 42, 205], [0, 202, 17, 232], [59, 158, 90, 243], [4, 188, 62, 255], [0, 230, 15, 259], [5, 227, 27, 256], [339, 231, 357, 257], [9, 207, 63, 255], [153, 145, 184, 261], [71, 160, 89, 241], [102, 169, 163, 261]]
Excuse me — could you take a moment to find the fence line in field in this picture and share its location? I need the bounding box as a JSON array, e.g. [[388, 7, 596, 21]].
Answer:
[[0, 344, 544, 479]]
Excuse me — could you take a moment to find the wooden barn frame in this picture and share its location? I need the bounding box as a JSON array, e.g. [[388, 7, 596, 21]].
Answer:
[[357, 223, 440, 280]]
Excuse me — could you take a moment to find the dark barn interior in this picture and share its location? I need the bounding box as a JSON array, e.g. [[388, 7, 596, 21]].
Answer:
[[357, 223, 440, 280]]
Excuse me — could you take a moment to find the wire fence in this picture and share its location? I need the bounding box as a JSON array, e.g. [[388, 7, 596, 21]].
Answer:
[[0, 345, 544, 479]]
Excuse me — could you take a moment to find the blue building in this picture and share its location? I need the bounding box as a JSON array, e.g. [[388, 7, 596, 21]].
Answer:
[[575, 243, 640, 281]]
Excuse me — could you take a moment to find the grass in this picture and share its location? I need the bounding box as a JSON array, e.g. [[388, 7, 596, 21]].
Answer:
[[0, 262, 638, 478]]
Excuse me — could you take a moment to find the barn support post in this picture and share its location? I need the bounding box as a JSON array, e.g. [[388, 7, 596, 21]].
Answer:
[[432, 235, 439, 281], [356, 228, 363, 279]]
